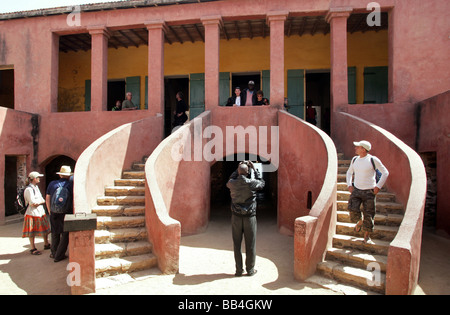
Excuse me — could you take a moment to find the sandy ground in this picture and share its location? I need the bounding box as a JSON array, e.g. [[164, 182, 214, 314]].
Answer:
[[1, 208, 449, 295]]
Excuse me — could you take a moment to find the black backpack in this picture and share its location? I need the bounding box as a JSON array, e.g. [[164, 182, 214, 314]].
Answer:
[[50, 181, 72, 214], [15, 185, 32, 215]]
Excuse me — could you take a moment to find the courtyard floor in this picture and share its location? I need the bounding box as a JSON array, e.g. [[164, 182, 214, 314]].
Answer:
[[1, 207, 449, 295]]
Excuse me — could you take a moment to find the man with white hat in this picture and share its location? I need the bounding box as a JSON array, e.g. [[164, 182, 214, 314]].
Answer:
[[45, 165, 74, 262], [346, 141, 389, 244]]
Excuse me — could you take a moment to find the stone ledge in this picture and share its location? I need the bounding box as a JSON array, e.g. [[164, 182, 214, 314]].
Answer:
[[64, 213, 97, 232]]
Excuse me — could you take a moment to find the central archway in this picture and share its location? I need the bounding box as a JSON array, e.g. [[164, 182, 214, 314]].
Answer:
[[210, 153, 278, 224]]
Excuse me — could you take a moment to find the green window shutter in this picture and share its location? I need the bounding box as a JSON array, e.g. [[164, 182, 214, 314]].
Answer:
[[145, 76, 148, 109], [84, 80, 91, 111], [125, 76, 141, 109], [287, 69, 305, 119], [189, 73, 205, 119], [262, 70, 270, 100], [363, 66, 388, 104], [348, 67, 357, 104], [219, 72, 230, 106]]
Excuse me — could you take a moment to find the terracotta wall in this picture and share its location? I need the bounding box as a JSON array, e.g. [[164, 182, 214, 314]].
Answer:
[[278, 111, 336, 236], [74, 114, 163, 214], [0, 108, 34, 223], [415, 91, 450, 236]]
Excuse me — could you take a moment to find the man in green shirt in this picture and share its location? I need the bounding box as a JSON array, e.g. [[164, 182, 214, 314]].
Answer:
[[122, 92, 138, 110]]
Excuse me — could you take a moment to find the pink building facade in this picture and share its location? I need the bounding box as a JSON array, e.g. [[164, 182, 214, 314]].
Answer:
[[0, 0, 449, 294]]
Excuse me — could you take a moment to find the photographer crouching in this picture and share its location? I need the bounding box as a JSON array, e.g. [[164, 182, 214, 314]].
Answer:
[[226, 161, 265, 277]]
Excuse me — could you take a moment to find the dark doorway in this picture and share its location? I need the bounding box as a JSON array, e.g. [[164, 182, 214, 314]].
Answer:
[[165, 77, 189, 137], [210, 153, 277, 222], [0, 69, 14, 109], [107, 80, 126, 111], [305, 71, 331, 135], [44, 156, 76, 189], [420, 152, 437, 228], [231, 73, 261, 94], [4, 156, 18, 216]]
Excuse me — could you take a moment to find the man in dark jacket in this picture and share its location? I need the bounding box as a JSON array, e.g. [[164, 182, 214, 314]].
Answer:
[[226, 161, 265, 277]]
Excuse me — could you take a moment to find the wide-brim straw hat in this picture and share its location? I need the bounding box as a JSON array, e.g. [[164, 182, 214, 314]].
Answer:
[[56, 165, 73, 176]]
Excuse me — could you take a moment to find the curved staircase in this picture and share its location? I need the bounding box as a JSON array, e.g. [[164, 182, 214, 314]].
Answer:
[[91, 159, 159, 288], [310, 153, 405, 294]]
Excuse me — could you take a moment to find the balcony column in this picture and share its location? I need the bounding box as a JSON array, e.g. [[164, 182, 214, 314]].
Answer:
[[201, 16, 222, 110], [88, 26, 110, 112], [146, 20, 167, 117], [267, 11, 288, 108], [326, 7, 352, 112]]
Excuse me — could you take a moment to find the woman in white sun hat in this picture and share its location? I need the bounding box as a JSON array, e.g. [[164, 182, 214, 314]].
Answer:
[[22, 171, 51, 255]]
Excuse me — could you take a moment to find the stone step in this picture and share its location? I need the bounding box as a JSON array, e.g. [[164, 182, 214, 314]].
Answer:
[[132, 163, 146, 171], [317, 260, 385, 294], [95, 241, 152, 259], [337, 210, 403, 226], [97, 195, 145, 206], [95, 227, 148, 244], [105, 186, 145, 196], [338, 159, 352, 167], [92, 205, 145, 217], [336, 222, 398, 242], [325, 247, 387, 272], [332, 234, 390, 256], [122, 171, 145, 179], [336, 190, 396, 202], [96, 215, 145, 230], [114, 178, 145, 187], [337, 200, 403, 215], [306, 274, 381, 295], [95, 268, 161, 291], [95, 253, 158, 278]]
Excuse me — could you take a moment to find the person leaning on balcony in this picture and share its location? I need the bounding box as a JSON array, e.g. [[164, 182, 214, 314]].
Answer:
[[242, 80, 257, 106], [112, 100, 122, 111], [22, 172, 51, 256], [226, 87, 243, 106], [122, 92, 137, 110], [226, 161, 265, 277], [254, 90, 269, 106], [346, 141, 389, 244]]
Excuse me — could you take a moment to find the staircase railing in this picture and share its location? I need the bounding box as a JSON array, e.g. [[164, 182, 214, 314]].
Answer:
[[279, 111, 338, 281], [144, 111, 212, 274], [334, 112, 427, 295], [74, 116, 163, 215]]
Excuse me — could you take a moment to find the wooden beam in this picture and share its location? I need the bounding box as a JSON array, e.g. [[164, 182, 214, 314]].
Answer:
[[298, 16, 307, 36], [130, 28, 147, 45], [311, 16, 321, 36], [194, 23, 205, 42], [118, 30, 139, 47], [181, 25, 195, 43], [235, 21, 241, 40], [168, 25, 184, 44]]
